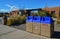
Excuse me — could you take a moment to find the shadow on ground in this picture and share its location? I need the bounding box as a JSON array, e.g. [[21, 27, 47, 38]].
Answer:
[[11, 23, 26, 31], [52, 31, 60, 38]]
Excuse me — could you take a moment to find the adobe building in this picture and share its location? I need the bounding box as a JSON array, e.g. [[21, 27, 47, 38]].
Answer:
[[9, 10, 19, 16], [10, 10, 32, 16], [20, 10, 31, 16], [43, 7, 60, 17]]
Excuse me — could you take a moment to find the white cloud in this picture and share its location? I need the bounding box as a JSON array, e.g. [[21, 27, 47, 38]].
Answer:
[[25, 8, 35, 10], [0, 4, 19, 12], [6, 4, 12, 8], [6, 4, 19, 11], [0, 9, 9, 12], [25, 8, 29, 9]]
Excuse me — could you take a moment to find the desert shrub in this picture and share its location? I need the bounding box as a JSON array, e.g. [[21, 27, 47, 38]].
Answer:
[[7, 17, 14, 26], [14, 15, 21, 21], [57, 16, 60, 24], [20, 15, 26, 23], [38, 10, 50, 16], [57, 20, 60, 24], [7, 15, 26, 26], [0, 14, 3, 17], [51, 14, 57, 18], [13, 15, 21, 25]]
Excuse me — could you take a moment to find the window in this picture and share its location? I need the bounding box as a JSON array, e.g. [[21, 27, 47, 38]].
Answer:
[[51, 11, 55, 15], [19, 12, 21, 15]]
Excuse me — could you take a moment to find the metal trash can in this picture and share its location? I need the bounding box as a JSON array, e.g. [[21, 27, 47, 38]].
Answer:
[[2, 15, 7, 25], [26, 16, 33, 32], [33, 16, 41, 35], [41, 16, 54, 37]]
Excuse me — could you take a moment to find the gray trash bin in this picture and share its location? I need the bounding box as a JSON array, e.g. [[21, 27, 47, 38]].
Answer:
[[2, 15, 7, 25]]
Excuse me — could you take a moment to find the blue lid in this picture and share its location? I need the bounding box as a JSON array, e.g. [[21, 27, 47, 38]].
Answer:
[[33, 16, 41, 23], [26, 16, 33, 22], [41, 16, 54, 24]]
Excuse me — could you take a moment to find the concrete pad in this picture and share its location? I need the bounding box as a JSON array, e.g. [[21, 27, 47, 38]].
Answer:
[[0, 25, 18, 35], [0, 30, 32, 39], [0, 24, 4, 27], [22, 33, 54, 39]]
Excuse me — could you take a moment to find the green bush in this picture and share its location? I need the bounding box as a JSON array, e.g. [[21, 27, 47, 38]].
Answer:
[[7, 15, 20, 26], [57, 16, 60, 24], [20, 15, 26, 23], [38, 10, 50, 16], [57, 21, 60, 24], [51, 14, 57, 18], [7, 17, 14, 26], [7, 15, 26, 26], [0, 14, 3, 17], [14, 15, 21, 21]]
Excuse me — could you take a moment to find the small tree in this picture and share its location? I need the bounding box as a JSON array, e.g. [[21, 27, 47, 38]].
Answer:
[[38, 10, 50, 16], [57, 16, 60, 24], [51, 14, 57, 18], [31, 13, 38, 16]]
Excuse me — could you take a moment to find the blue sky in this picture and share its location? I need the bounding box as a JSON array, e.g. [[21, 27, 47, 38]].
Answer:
[[0, 0, 60, 12]]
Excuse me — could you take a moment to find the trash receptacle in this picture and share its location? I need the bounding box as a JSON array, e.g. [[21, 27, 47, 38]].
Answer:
[[2, 15, 7, 25], [41, 16, 54, 37], [33, 16, 41, 35], [26, 16, 33, 32]]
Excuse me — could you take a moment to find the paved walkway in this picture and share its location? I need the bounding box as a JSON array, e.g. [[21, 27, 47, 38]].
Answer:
[[0, 24, 58, 39]]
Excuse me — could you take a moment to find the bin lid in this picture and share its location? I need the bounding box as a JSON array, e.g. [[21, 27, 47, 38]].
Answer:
[[33, 16, 41, 23], [41, 16, 54, 24], [26, 16, 33, 22]]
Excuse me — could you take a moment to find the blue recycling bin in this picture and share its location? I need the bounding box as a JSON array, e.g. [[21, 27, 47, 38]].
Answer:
[[33, 16, 41, 23], [45, 17, 54, 24], [26, 16, 33, 32], [41, 16, 54, 24], [41, 16, 54, 37], [26, 16, 33, 22], [33, 16, 41, 34]]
